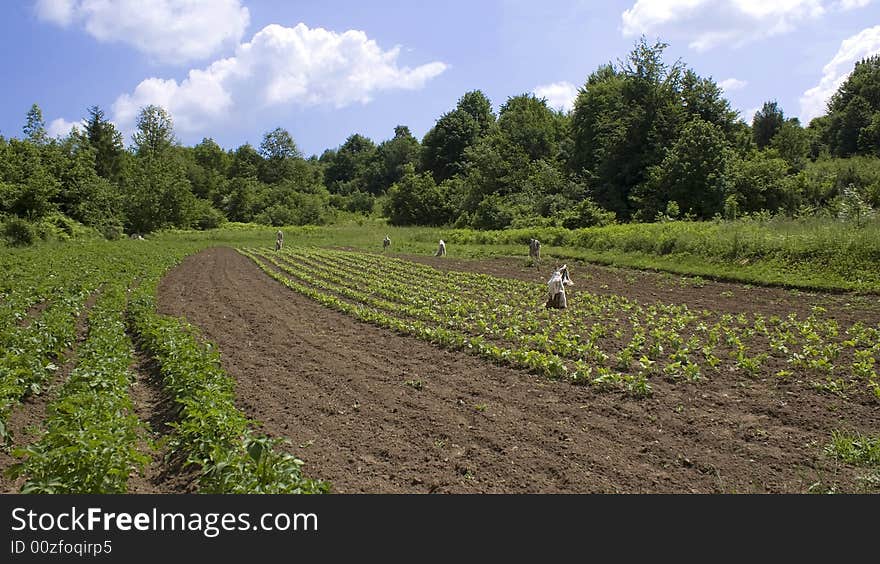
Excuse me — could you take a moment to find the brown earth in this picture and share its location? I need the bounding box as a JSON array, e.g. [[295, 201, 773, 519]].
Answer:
[[155, 247, 879, 493], [126, 349, 198, 494]]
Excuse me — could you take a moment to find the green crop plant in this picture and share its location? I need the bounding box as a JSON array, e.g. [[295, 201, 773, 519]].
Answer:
[[825, 431, 880, 467]]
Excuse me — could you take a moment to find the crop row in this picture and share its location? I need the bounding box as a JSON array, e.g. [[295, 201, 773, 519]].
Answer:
[[127, 276, 328, 494], [9, 284, 147, 493], [239, 249, 616, 392], [246, 247, 880, 401], [3, 239, 327, 494], [0, 248, 114, 440]]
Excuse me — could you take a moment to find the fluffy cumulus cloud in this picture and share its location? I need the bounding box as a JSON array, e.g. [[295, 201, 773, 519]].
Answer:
[[620, 0, 872, 51], [718, 78, 748, 91], [532, 81, 579, 112], [47, 117, 85, 138], [112, 23, 448, 135], [800, 25, 880, 122], [34, 0, 249, 64]]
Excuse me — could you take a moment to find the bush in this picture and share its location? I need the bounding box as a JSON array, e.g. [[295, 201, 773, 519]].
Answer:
[[345, 191, 375, 214], [560, 198, 616, 229], [99, 219, 125, 240], [385, 169, 449, 226], [470, 195, 513, 230], [192, 199, 226, 230], [2, 217, 36, 246], [44, 213, 76, 237]]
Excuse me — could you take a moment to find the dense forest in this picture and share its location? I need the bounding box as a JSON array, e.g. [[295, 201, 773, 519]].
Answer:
[[2, 39, 878, 245]]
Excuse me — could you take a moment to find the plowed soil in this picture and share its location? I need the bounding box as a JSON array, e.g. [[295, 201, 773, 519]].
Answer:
[[156, 247, 879, 493]]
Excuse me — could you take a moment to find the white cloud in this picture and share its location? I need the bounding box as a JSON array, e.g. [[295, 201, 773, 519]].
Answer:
[[34, 0, 249, 64], [718, 78, 748, 91], [620, 0, 871, 51], [35, 0, 75, 25], [533, 81, 579, 112], [799, 25, 880, 122], [47, 117, 85, 138], [837, 0, 872, 9], [112, 23, 448, 138]]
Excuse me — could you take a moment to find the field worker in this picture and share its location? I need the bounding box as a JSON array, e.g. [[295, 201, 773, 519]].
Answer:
[[435, 239, 447, 257], [528, 238, 541, 261], [546, 264, 573, 309], [383, 235, 391, 251], [275, 230, 284, 251]]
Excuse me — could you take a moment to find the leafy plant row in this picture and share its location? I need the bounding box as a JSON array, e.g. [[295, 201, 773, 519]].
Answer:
[[9, 284, 147, 493], [2, 238, 328, 494], [302, 248, 880, 398], [240, 249, 645, 395], [0, 287, 94, 442], [127, 278, 329, 494], [253, 247, 880, 401]]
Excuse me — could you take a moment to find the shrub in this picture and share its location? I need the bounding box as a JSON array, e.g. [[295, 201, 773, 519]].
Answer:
[[192, 199, 226, 230], [2, 217, 36, 246]]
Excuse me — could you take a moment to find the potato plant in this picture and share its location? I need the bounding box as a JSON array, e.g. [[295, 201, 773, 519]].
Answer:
[[244, 246, 880, 402]]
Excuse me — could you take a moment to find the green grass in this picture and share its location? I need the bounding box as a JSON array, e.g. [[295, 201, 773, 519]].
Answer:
[[153, 214, 880, 293], [7, 214, 879, 294]]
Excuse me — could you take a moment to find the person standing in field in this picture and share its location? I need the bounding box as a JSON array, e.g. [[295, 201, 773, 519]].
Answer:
[[528, 238, 541, 262], [275, 230, 284, 251], [545, 264, 573, 309], [383, 235, 391, 251], [435, 239, 446, 256]]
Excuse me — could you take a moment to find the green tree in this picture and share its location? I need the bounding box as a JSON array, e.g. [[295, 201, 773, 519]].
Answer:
[[0, 139, 58, 220], [228, 143, 262, 180], [56, 131, 123, 229], [570, 39, 738, 220], [132, 105, 176, 157], [470, 194, 514, 230], [258, 127, 302, 184], [370, 125, 421, 193], [384, 165, 449, 225], [123, 156, 197, 233], [560, 197, 616, 229], [680, 70, 738, 137], [633, 118, 732, 220], [454, 132, 530, 219], [124, 105, 196, 232], [324, 134, 378, 194], [727, 152, 794, 214], [84, 105, 124, 182], [770, 118, 810, 170], [421, 90, 496, 182], [571, 40, 683, 218], [23, 104, 48, 146], [752, 101, 785, 149], [823, 55, 880, 156], [497, 94, 560, 161], [223, 177, 262, 222], [188, 137, 229, 202]]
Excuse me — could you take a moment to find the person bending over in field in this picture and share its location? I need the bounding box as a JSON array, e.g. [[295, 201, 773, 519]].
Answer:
[[435, 239, 446, 257], [546, 264, 573, 309], [528, 238, 541, 262], [275, 230, 284, 251], [383, 235, 391, 251]]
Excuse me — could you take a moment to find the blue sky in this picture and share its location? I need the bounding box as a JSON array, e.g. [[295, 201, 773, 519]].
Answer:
[[2, 1, 879, 157]]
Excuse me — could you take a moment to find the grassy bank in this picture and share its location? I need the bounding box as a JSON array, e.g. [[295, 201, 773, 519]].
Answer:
[[155, 215, 880, 294]]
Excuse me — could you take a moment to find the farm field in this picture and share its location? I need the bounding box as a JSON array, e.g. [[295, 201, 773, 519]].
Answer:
[[170, 243, 879, 493], [1, 228, 879, 493]]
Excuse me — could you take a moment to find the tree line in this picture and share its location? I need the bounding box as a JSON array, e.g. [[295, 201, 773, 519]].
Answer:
[[2, 39, 878, 245]]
